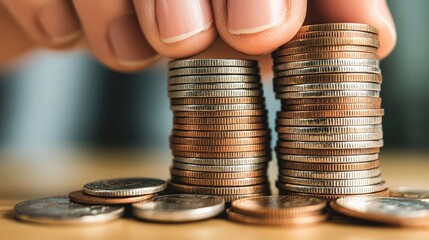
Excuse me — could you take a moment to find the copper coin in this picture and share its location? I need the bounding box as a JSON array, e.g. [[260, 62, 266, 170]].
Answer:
[[277, 154, 379, 163], [173, 123, 267, 131], [298, 23, 378, 34], [279, 188, 390, 200], [282, 37, 380, 49], [278, 182, 387, 195], [389, 186, 429, 201], [172, 162, 267, 172], [170, 144, 268, 152], [170, 168, 266, 179], [172, 150, 270, 158], [276, 125, 383, 134], [280, 168, 382, 180], [69, 191, 155, 205], [282, 103, 381, 111], [279, 175, 384, 187], [174, 109, 267, 117], [281, 97, 382, 105], [277, 140, 384, 149], [168, 67, 259, 77], [275, 82, 381, 92], [226, 208, 328, 226], [168, 59, 259, 69], [173, 156, 270, 165], [279, 160, 380, 171], [275, 117, 383, 126], [277, 132, 383, 142], [277, 109, 384, 118], [170, 176, 267, 187], [292, 31, 377, 40], [169, 136, 270, 146], [170, 97, 264, 105], [172, 129, 270, 138], [276, 90, 380, 99], [274, 52, 380, 65], [231, 196, 326, 217], [221, 193, 270, 203], [173, 116, 266, 125], [168, 75, 260, 84], [273, 45, 378, 57], [168, 89, 262, 98], [167, 182, 269, 195], [330, 196, 429, 227], [276, 147, 380, 155], [171, 104, 264, 111]]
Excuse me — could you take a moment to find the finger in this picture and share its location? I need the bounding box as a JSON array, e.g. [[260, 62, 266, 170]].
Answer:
[[133, 0, 217, 59], [212, 0, 307, 55], [72, 0, 160, 72], [305, 0, 396, 59], [0, 0, 82, 48]]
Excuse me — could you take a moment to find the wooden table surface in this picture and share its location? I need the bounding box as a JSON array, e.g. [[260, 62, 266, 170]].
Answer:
[[1, 150, 429, 240]]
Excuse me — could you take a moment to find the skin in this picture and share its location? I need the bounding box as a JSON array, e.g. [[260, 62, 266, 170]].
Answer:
[[0, 0, 396, 73]]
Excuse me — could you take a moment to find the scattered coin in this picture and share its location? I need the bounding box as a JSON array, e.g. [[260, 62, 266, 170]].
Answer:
[[83, 178, 167, 197], [132, 194, 225, 222], [14, 196, 124, 224], [69, 191, 155, 205], [389, 186, 429, 201]]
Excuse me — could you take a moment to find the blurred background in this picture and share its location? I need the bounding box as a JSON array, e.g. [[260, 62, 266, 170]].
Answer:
[[0, 1, 428, 197]]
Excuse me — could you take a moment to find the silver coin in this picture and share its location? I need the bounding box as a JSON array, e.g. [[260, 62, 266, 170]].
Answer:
[[278, 132, 383, 142], [277, 140, 384, 149], [276, 90, 379, 99], [274, 66, 381, 77], [276, 125, 383, 134], [298, 23, 379, 34], [168, 67, 259, 77], [83, 178, 167, 197], [389, 186, 429, 201], [274, 59, 380, 71], [168, 75, 261, 84], [132, 194, 225, 222], [280, 168, 382, 179], [168, 59, 258, 69], [168, 82, 261, 91], [168, 89, 263, 98], [14, 196, 124, 224], [276, 154, 379, 163], [173, 156, 270, 165], [172, 162, 267, 172], [278, 175, 384, 187], [275, 82, 381, 92], [278, 182, 386, 194], [276, 117, 383, 126], [170, 104, 264, 111]]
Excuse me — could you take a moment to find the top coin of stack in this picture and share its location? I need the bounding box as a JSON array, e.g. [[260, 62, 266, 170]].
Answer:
[[272, 23, 388, 200], [167, 59, 271, 202]]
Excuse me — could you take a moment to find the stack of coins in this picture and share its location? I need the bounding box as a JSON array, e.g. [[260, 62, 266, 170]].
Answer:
[[69, 178, 167, 205], [272, 23, 388, 200], [167, 59, 271, 202], [227, 196, 328, 226]]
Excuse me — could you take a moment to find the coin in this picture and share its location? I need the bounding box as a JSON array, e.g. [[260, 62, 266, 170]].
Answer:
[[282, 97, 382, 105], [276, 90, 380, 99], [231, 196, 326, 217], [276, 147, 380, 155], [278, 132, 383, 142], [221, 193, 270, 202], [275, 66, 381, 77], [14, 196, 124, 224], [280, 189, 390, 200], [172, 162, 267, 172], [276, 82, 381, 92], [226, 208, 328, 226], [283, 37, 380, 49], [277, 109, 384, 118], [170, 168, 267, 179], [132, 194, 225, 222], [168, 82, 261, 91], [278, 182, 386, 194], [168, 182, 269, 195], [173, 156, 270, 165], [282, 103, 381, 111], [168, 67, 259, 77], [389, 186, 429, 201], [171, 176, 267, 186], [173, 123, 267, 131], [276, 117, 383, 126], [172, 150, 270, 158], [276, 125, 383, 134], [298, 23, 378, 34], [170, 144, 268, 152], [168, 75, 260, 84], [168, 59, 258, 69], [279, 175, 384, 187], [69, 191, 155, 205], [274, 59, 379, 71], [280, 168, 382, 179], [171, 103, 264, 111], [293, 30, 377, 40], [277, 140, 383, 149], [83, 178, 167, 197], [172, 129, 270, 138], [171, 97, 264, 105], [174, 116, 266, 125], [277, 154, 379, 163], [273, 45, 378, 57], [275, 74, 382, 86], [170, 136, 270, 146], [279, 160, 380, 171], [274, 52, 380, 64], [331, 196, 429, 226], [169, 89, 263, 98], [174, 109, 267, 117]]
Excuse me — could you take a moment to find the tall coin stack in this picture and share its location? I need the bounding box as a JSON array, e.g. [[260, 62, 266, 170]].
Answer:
[[167, 59, 271, 202], [272, 23, 388, 200]]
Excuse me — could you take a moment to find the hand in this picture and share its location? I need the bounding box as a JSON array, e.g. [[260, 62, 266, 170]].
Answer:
[[0, 0, 396, 72]]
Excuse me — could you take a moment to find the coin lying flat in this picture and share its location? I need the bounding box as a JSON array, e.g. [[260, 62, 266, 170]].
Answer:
[[171, 97, 264, 105], [280, 168, 382, 179], [278, 175, 384, 187], [276, 90, 380, 99], [132, 194, 225, 222], [274, 66, 381, 77], [274, 74, 382, 86], [298, 23, 379, 34], [275, 82, 381, 92], [168, 82, 261, 91], [69, 191, 155, 205], [278, 182, 386, 195], [276, 117, 383, 126], [83, 178, 167, 197], [389, 186, 429, 201], [169, 75, 260, 84], [14, 196, 124, 224], [170, 176, 267, 187], [282, 103, 381, 111], [331, 196, 429, 226], [173, 156, 270, 165], [173, 116, 266, 125], [168, 67, 259, 77], [170, 168, 266, 179], [277, 154, 379, 163], [274, 59, 380, 71], [168, 181, 269, 195], [273, 45, 378, 57], [280, 188, 390, 200], [293, 31, 377, 40], [277, 125, 382, 134], [168, 59, 258, 69]]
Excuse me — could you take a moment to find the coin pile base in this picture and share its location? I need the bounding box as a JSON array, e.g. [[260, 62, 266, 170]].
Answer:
[[272, 23, 387, 200], [167, 59, 272, 202], [227, 196, 328, 226]]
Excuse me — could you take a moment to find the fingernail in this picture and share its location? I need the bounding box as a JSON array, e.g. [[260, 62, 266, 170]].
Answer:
[[38, 0, 82, 44], [228, 0, 287, 34], [108, 14, 159, 67], [156, 0, 213, 43]]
